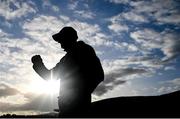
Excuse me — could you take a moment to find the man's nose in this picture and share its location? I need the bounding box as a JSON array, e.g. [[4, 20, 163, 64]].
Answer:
[[61, 44, 64, 49]]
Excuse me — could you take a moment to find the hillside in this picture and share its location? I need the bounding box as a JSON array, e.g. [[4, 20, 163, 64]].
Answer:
[[90, 90, 180, 117], [1, 90, 180, 118]]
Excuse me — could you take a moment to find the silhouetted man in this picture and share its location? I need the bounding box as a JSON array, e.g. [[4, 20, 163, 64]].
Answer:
[[31, 27, 104, 117]]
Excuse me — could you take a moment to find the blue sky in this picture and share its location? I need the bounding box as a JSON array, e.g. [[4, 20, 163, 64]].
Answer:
[[0, 0, 180, 115]]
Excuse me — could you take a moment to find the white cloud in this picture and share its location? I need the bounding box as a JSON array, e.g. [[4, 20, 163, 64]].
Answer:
[[42, 0, 60, 12], [108, 15, 130, 34], [161, 33, 180, 61], [0, 29, 9, 37], [65, 19, 120, 48], [0, 92, 58, 113], [116, 42, 139, 52], [156, 12, 180, 25], [0, 0, 36, 20], [109, 14, 122, 24], [130, 29, 162, 49], [52, 6, 60, 12], [74, 10, 95, 19], [0, 83, 20, 98], [22, 15, 66, 65], [99, 80, 148, 99], [108, 23, 129, 32], [67, 1, 78, 10], [109, 0, 130, 4], [127, 44, 138, 52], [130, 28, 180, 62], [22, 14, 112, 50], [109, 7, 148, 23], [23, 15, 64, 37], [130, 0, 180, 25], [0, 94, 28, 105], [104, 57, 152, 73], [67, 0, 95, 20], [102, 55, 165, 78], [108, 9, 148, 33], [157, 86, 174, 94], [94, 66, 148, 96], [157, 78, 180, 95], [164, 66, 175, 71], [121, 11, 149, 23], [110, 0, 180, 25], [166, 78, 180, 85]]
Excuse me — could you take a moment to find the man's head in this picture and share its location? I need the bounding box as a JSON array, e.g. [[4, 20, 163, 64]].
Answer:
[[52, 27, 78, 51]]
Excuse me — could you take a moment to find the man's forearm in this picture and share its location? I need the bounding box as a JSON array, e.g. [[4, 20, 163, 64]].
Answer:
[[33, 62, 51, 80]]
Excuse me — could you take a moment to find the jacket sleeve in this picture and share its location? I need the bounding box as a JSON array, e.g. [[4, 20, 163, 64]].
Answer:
[[32, 61, 61, 80]]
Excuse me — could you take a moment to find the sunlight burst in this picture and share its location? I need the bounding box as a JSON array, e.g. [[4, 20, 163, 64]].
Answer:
[[29, 78, 60, 95]]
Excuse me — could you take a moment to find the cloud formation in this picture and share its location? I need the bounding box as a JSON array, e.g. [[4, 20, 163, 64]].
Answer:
[[155, 78, 180, 95], [42, 0, 60, 12], [94, 65, 148, 96], [0, 83, 20, 97], [0, 92, 58, 112], [130, 28, 180, 62], [0, 0, 36, 20], [109, 0, 180, 25], [74, 10, 95, 19]]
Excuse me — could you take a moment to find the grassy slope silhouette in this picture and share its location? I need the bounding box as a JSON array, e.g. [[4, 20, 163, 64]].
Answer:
[[1, 90, 179, 117], [90, 90, 180, 117]]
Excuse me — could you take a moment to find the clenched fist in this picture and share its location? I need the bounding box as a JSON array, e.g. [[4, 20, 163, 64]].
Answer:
[[31, 55, 42, 64]]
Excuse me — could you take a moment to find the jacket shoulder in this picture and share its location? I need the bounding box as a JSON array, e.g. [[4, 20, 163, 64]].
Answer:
[[77, 41, 95, 54]]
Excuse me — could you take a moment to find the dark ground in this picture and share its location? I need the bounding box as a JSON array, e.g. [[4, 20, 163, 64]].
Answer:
[[1, 90, 180, 118], [90, 90, 180, 118]]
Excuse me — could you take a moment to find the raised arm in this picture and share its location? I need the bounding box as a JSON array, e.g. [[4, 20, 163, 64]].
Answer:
[[31, 55, 60, 80]]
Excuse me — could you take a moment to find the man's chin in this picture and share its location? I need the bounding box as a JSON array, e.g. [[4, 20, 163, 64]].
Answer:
[[62, 48, 67, 52]]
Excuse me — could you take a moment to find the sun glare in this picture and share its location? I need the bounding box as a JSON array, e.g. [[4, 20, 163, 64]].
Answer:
[[29, 79, 60, 95], [41, 79, 60, 94], [28, 62, 61, 95]]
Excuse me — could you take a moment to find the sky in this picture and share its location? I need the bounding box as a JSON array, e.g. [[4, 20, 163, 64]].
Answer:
[[0, 0, 180, 115]]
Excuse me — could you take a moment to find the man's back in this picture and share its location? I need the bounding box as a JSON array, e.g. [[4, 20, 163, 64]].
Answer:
[[58, 41, 104, 115]]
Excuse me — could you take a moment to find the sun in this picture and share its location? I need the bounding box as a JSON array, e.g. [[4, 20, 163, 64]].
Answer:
[[29, 78, 60, 95], [39, 79, 60, 94], [28, 62, 61, 95]]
